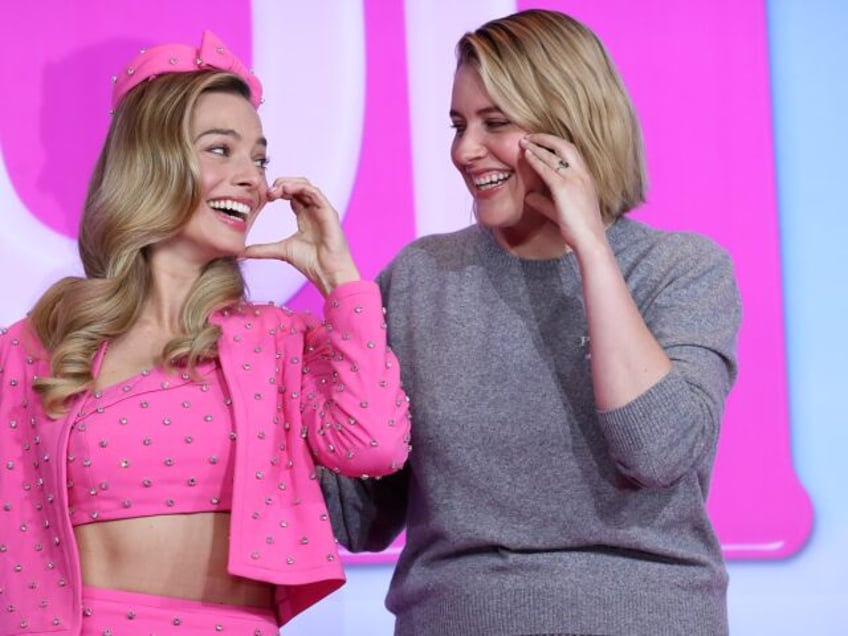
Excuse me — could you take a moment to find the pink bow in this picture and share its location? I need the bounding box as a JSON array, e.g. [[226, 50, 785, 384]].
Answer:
[[111, 30, 263, 109]]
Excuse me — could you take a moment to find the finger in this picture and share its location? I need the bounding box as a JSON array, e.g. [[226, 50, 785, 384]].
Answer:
[[266, 177, 311, 201], [269, 176, 310, 189], [278, 179, 325, 203], [282, 185, 342, 230], [519, 140, 565, 176], [242, 239, 293, 261], [263, 178, 344, 243], [522, 133, 583, 171], [523, 132, 575, 155], [522, 146, 567, 180]]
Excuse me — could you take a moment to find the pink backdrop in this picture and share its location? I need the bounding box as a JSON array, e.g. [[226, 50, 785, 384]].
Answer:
[[0, 0, 810, 562]]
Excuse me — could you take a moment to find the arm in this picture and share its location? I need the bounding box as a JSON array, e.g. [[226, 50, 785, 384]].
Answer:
[[317, 266, 411, 552], [594, 239, 740, 487], [298, 280, 411, 478], [577, 235, 673, 410], [521, 134, 672, 409], [244, 177, 411, 478], [522, 135, 741, 487]]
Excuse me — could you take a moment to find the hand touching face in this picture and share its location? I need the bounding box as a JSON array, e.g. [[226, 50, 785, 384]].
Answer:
[[243, 178, 360, 296]]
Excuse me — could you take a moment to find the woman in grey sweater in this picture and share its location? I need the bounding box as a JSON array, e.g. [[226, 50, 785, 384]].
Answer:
[[322, 9, 741, 636]]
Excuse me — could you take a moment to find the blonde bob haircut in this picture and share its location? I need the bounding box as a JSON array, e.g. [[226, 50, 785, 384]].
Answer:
[[457, 9, 647, 220], [30, 71, 254, 417]]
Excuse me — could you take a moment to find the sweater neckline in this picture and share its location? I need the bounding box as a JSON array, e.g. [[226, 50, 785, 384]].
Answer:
[[475, 217, 625, 269]]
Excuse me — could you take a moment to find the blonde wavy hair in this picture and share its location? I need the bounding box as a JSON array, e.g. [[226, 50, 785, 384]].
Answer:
[[457, 9, 647, 221], [30, 71, 253, 417]]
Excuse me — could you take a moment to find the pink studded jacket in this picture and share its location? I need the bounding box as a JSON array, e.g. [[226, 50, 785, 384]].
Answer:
[[0, 280, 410, 635]]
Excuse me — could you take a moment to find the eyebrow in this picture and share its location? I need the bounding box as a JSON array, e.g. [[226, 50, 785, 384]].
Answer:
[[194, 128, 268, 148], [448, 106, 504, 119]]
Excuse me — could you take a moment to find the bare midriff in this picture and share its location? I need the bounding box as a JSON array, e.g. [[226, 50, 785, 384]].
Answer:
[[73, 512, 275, 609]]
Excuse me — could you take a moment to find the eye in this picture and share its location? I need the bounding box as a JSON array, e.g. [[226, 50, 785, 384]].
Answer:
[[449, 121, 466, 135], [208, 144, 230, 157], [485, 119, 510, 130], [254, 156, 270, 170]]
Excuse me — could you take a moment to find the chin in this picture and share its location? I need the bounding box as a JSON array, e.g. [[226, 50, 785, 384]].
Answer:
[[474, 209, 521, 229], [203, 246, 243, 262]]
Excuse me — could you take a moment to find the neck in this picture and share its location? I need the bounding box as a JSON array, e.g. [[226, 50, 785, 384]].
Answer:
[[141, 249, 205, 333], [491, 217, 570, 260]]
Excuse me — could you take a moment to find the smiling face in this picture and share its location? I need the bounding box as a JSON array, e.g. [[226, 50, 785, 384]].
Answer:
[[163, 90, 268, 265], [450, 63, 553, 250]]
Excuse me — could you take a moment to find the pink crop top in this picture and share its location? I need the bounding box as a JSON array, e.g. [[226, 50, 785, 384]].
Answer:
[[67, 353, 236, 526]]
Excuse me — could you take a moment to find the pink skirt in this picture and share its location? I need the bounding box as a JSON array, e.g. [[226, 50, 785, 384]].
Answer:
[[81, 586, 279, 635]]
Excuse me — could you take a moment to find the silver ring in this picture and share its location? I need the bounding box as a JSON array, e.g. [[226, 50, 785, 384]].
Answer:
[[555, 159, 569, 172]]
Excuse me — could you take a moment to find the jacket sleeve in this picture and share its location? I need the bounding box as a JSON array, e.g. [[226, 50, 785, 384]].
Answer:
[[316, 270, 412, 552], [296, 280, 411, 479], [597, 234, 742, 488], [0, 321, 82, 634]]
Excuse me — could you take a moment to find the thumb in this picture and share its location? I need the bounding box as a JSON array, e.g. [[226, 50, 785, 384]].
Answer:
[[242, 240, 291, 261]]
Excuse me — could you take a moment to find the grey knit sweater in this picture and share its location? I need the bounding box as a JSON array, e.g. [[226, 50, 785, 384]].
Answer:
[[322, 217, 741, 636]]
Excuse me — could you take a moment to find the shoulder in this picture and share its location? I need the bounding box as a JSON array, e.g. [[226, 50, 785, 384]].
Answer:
[[1, 317, 29, 342], [0, 317, 47, 360], [612, 218, 741, 323], [0, 318, 49, 388], [612, 217, 736, 277], [397, 226, 478, 262], [380, 226, 481, 283], [211, 301, 304, 331]]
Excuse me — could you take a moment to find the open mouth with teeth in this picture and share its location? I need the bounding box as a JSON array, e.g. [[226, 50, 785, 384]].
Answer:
[[208, 198, 251, 223], [473, 171, 513, 191]]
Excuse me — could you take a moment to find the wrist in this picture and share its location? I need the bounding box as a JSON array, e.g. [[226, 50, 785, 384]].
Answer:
[[318, 267, 361, 296]]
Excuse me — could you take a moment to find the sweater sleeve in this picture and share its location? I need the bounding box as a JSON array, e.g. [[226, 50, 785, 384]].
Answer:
[[319, 465, 409, 552], [596, 234, 741, 488], [297, 280, 411, 479]]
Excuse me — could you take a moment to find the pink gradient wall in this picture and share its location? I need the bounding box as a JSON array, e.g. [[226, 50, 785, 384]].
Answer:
[[0, 0, 809, 562]]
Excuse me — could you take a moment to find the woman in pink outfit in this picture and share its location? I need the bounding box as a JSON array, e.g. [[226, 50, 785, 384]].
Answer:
[[0, 31, 410, 635]]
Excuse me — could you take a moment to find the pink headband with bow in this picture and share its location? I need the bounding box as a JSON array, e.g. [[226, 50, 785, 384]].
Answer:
[[111, 30, 263, 109]]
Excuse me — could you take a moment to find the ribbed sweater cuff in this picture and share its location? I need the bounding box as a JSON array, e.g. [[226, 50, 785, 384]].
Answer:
[[596, 371, 693, 457]]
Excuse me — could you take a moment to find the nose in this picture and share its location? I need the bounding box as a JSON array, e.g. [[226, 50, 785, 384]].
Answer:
[[232, 154, 265, 190], [452, 127, 487, 167]]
